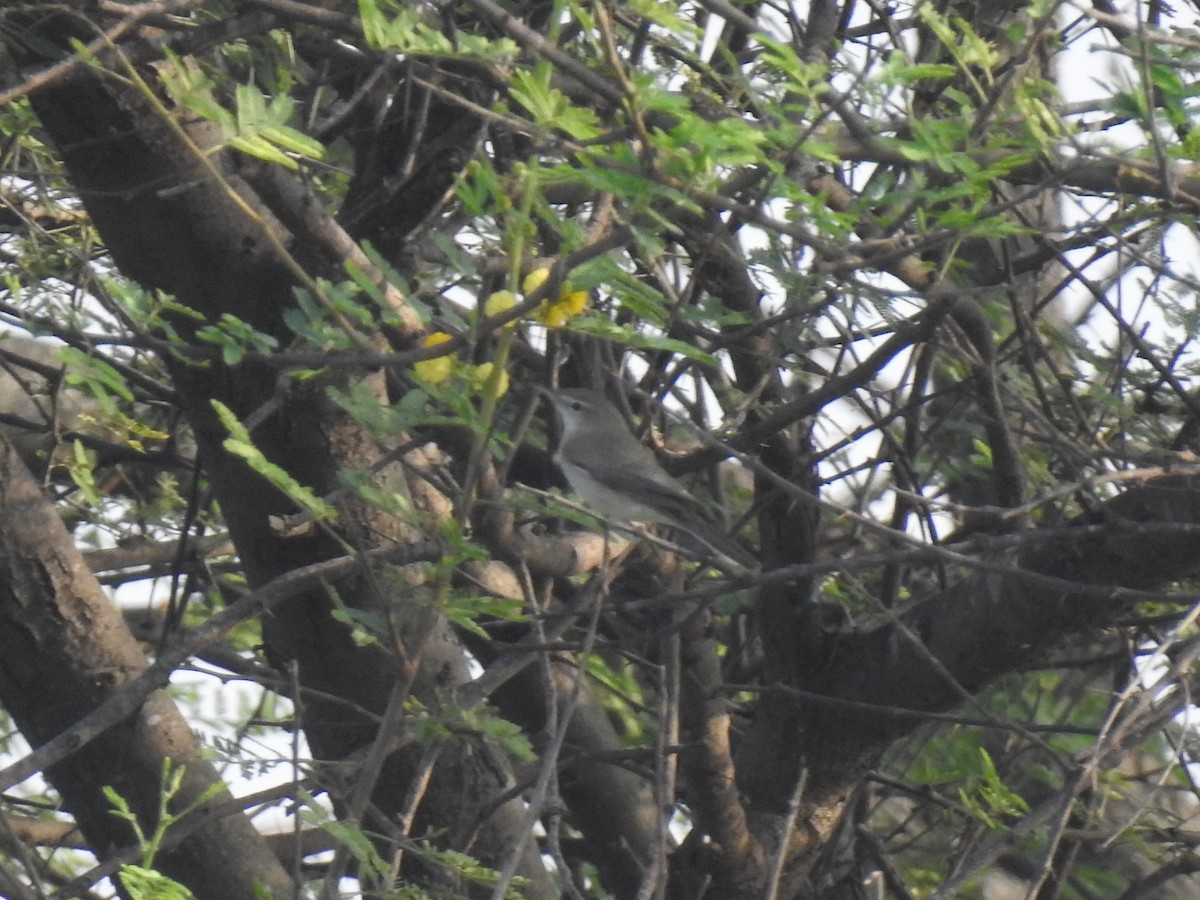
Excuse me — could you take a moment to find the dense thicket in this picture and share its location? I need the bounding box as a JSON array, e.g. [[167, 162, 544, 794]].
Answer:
[[3, 0, 1200, 897]]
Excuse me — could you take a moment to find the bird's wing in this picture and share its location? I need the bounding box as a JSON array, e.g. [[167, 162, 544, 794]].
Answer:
[[569, 453, 708, 515], [631, 472, 712, 517], [570, 456, 754, 568]]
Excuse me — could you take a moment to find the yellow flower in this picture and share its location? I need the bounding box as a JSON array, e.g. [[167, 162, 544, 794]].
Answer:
[[470, 361, 510, 399], [483, 290, 520, 328], [413, 332, 455, 384], [558, 289, 589, 317], [522, 266, 551, 296], [535, 289, 590, 328], [521, 265, 589, 328]]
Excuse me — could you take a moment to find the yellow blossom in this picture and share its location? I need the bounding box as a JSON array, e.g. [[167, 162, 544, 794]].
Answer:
[[522, 266, 551, 296], [413, 332, 455, 384], [535, 288, 590, 328], [521, 265, 589, 328], [483, 290, 520, 328], [558, 289, 589, 317]]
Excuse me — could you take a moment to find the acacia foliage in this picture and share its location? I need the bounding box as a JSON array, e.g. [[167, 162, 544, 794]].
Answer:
[[3, 0, 1200, 897]]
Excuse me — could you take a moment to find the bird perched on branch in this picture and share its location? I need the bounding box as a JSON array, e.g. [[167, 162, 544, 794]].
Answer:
[[545, 388, 755, 570]]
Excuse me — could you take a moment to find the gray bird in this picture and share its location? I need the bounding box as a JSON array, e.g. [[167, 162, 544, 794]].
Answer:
[[546, 388, 754, 569]]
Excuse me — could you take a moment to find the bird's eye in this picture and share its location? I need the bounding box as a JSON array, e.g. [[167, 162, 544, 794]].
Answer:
[[570, 400, 584, 411]]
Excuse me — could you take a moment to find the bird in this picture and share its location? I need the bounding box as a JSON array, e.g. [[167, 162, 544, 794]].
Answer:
[[545, 388, 755, 569]]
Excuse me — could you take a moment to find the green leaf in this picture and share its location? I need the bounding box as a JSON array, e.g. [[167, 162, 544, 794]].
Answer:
[[444, 592, 527, 640], [965, 747, 1030, 827], [330, 604, 387, 646], [358, 0, 390, 48], [195, 313, 279, 366], [324, 819, 391, 881], [509, 71, 601, 138], [225, 85, 324, 168], [258, 124, 325, 161], [227, 134, 292, 168], [118, 866, 195, 900], [358, 0, 516, 59], [468, 710, 537, 762], [58, 347, 134, 415], [211, 400, 338, 521], [893, 63, 960, 82], [566, 315, 718, 365], [63, 440, 101, 507]]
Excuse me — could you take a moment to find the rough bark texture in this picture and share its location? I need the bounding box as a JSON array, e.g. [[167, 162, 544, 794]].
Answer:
[[15, 12, 555, 898], [4, 0, 1200, 897], [0, 436, 294, 898]]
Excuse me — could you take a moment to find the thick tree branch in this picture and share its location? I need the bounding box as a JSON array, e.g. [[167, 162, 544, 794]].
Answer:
[[801, 476, 1200, 801], [0, 435, 294, 898]]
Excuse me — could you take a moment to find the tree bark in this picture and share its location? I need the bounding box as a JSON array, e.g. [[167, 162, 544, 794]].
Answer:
[[16, 9, 556, 896], [0, 435, 295, 899]]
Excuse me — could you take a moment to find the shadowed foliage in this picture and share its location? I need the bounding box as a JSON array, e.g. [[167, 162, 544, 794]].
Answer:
[[2, 0, 1200, 897]]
